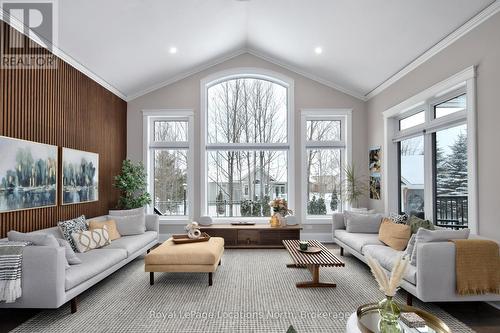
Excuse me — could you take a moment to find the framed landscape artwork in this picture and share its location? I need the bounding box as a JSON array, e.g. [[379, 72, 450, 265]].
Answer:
[[0, 136, 58, 213], [62, 148, 99, 205]]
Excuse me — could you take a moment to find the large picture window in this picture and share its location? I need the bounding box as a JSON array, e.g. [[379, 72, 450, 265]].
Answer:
[[203, 75, 291, 217]]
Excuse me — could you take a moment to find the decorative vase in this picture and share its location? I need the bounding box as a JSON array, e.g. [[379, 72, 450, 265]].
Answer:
[[270, 211, 282, 227], [378, 295, 402, 333]]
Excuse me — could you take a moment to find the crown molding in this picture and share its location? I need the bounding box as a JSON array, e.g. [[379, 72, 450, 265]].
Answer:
[[126, 48, 247, 101], [366, 0, 500, 100], [245, 48, 367, 101], [0, 11, 128, 100]]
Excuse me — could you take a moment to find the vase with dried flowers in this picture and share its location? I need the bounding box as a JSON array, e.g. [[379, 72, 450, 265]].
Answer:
[[268, 198, 293, 227], [366, 254, 409, 333]]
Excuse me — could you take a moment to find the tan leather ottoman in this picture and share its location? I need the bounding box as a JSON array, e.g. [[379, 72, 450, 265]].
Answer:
[[145, 237, 224, 286]]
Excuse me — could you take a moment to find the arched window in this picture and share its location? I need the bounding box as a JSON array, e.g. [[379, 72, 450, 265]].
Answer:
[[201, 69, 294, 218]]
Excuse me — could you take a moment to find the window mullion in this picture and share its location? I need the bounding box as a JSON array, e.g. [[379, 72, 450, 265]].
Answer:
[[423, 132, 434, 221]]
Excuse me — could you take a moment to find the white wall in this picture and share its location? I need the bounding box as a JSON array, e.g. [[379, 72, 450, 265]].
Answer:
[[127, 54, 368, 236], [127, 53, 367, 238], [366, 12, 500, 242]]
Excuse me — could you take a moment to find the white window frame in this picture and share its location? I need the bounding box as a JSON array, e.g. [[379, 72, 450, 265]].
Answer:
[[142, 109, 194, 222], [301, 109, 352, 224], [200, 68, 295, 222], [383, 66, 477, 233]]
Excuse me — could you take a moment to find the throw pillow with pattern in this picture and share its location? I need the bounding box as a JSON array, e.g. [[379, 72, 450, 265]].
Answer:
[[58, 215, 87, 251], [389, 212, 408, 224], [71, 226, 111, 253], [407, 215, 435, 234]]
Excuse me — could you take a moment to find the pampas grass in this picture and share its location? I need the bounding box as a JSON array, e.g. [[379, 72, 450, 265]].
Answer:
[[366, 254, 409, 297]]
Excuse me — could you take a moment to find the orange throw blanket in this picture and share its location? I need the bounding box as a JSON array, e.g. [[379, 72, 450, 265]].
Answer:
[[450, 239, 500, 295]]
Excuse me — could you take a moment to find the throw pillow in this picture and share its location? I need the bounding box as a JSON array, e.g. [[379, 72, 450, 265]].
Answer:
[[7, 231, 59, 247], [58, 215, 87, 251], [345, 213, 383, 233], [88, 219, 121, 240], [410, 228, 470, 265], [378, 218, 412, 251], [113, 214, 146, 236], [71, 227, 111, 253], [56, 238, 82, 265], [389, 212, 408, 224], [407, 215, 435, 234], [108, 207, 145, 216], [404, 234, 417, 261]]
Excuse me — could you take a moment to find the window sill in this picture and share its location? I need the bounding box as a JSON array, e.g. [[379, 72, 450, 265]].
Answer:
[[158, 216, 190, 225], [209, 217, 270, 224]]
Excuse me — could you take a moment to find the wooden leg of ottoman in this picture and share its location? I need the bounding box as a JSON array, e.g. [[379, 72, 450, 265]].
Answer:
[[208, 272, 213, 286], [150, 272, 154, 285]]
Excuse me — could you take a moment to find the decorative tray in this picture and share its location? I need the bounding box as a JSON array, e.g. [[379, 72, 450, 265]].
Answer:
[[356, 303, 451, 333], [172, 233, 211, 244], [230, 222, 256, 225], [297, 246, 322, 254]]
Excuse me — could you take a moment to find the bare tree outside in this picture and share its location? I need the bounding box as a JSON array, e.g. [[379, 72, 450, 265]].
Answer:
[[305, 120, 342, 215], [207, 78, 287, 217], [152, 121, 188, 216]]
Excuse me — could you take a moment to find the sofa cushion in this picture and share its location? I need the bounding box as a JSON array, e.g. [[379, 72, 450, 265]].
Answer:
[[345, 213, 382, 233], [65, 249, 127, 290], [334, 230, 383, 253], [378, 218, 411, 251], [410, 228, 470, 265], [103, 231, 157, 256], [363, 245, 417, 285], [109, 207, 145, 216], [56, 238, 82, 265], [7, 230, 59, 247], [113, 214, 146, 236]]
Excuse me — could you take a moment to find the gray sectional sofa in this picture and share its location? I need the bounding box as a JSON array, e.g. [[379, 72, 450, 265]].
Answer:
[[332, 212, 500, 304], [0, 214, 159, 312]]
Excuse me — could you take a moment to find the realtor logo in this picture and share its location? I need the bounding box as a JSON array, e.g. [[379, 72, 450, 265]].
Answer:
[[1, 0, 58, 69]]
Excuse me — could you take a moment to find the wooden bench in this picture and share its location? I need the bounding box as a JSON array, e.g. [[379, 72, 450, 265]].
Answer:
[[145, 237, 224, 286]]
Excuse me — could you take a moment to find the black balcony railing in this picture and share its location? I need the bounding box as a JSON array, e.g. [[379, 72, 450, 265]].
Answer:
[[435, 195, 468, 229]]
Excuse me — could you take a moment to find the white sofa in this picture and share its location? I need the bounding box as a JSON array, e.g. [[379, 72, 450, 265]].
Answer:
[[0, 214, 159, 313], [332, 212, 500, 304]]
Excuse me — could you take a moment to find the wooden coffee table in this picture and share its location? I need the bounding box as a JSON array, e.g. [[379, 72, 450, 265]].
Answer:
[[282, 239, 345, 288]]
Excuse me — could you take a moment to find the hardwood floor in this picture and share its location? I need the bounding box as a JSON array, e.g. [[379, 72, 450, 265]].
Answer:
[[439, 302, 500, 333]]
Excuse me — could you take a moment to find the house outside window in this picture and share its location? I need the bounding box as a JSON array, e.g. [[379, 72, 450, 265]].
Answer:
[[201, 69, 294, 218]]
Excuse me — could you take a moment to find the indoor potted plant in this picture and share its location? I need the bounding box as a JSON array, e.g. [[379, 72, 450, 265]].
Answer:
[[340, 163, 368, 209], [113, 159, 151, 210]]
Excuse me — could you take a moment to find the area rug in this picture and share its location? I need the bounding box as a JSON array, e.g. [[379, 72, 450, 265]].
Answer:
[[12, 248, 473, 333]]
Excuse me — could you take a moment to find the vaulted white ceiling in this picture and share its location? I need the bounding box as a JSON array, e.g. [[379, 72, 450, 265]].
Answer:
[[54, 0, 496, 100]]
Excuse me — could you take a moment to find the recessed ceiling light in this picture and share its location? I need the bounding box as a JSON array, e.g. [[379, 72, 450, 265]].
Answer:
[[314, 47, 323, 55], [169, 46, 178, 54]]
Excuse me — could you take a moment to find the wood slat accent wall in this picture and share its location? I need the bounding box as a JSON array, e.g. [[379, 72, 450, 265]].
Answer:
[[0, 21, 127, 237]]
